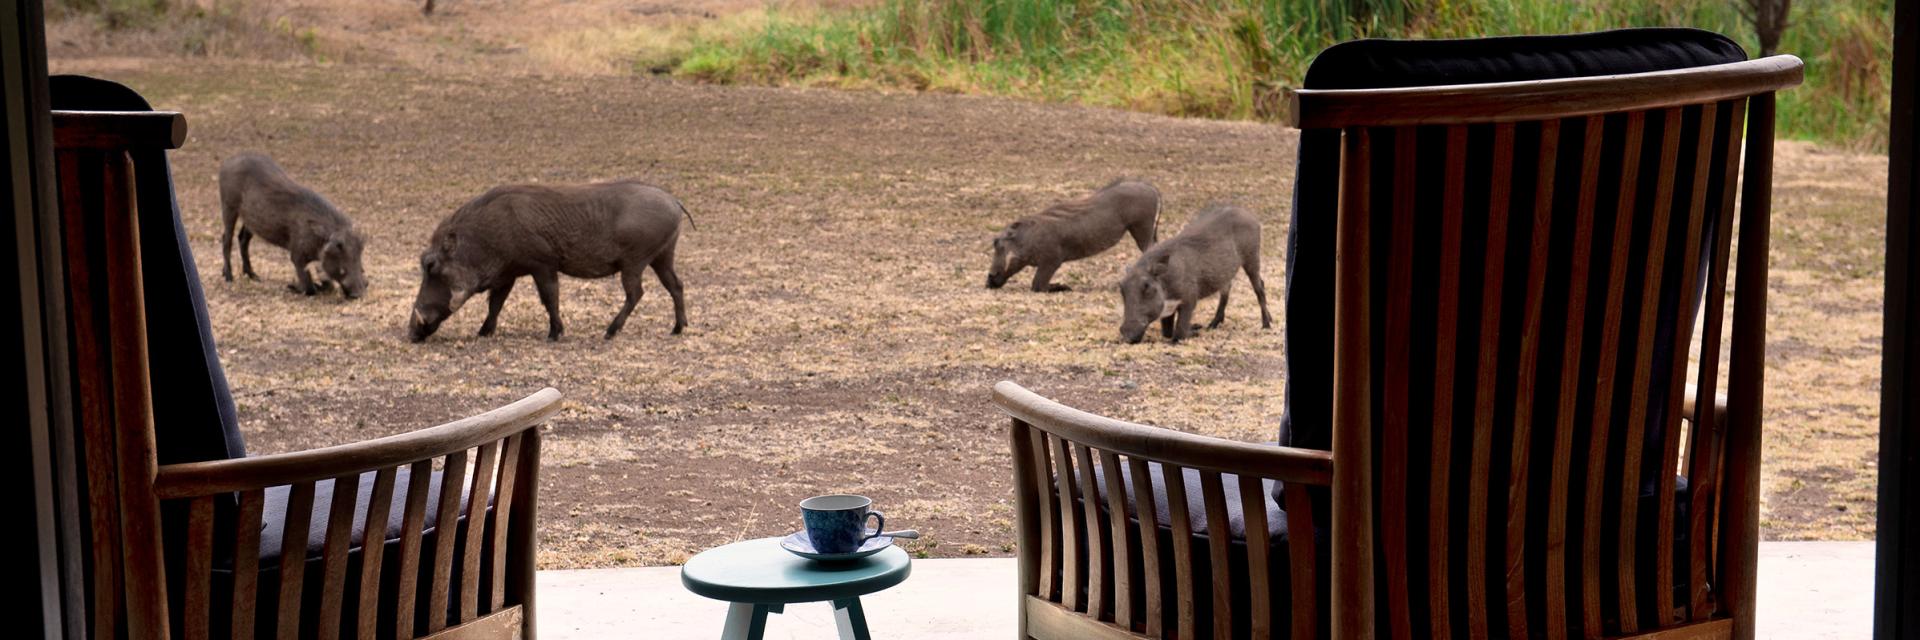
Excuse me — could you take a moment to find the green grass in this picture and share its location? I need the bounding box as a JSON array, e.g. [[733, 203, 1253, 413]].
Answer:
[[672, 0, 1893, 149]]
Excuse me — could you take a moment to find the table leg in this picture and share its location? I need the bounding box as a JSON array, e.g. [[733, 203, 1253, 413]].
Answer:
[[832, 598, 871, 640], [721, 602, 782, 640]]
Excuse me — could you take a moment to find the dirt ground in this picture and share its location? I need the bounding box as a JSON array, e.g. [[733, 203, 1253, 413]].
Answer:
[[48, 0, 1887, 568]]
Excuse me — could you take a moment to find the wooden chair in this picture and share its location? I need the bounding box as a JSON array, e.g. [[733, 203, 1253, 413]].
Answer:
[[994, 29, 1801, 639], [52, 76, 563, 640]]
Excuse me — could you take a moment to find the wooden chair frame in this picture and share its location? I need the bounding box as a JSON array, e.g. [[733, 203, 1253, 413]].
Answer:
[[997, 55, 1800, 640], [55, 109, 563, 640]]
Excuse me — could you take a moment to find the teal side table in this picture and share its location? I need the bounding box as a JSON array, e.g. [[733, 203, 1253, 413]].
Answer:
[[681, 538, 912, 640]]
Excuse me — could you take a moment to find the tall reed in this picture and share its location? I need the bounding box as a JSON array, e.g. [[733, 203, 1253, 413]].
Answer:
[[675, 0, 1892, 148]]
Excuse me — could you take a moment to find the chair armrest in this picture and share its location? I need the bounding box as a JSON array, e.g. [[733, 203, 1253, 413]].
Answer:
[[1684, 383, 1729, 426], [153, 388, 563, 499], [992, 381, 1333, 485]]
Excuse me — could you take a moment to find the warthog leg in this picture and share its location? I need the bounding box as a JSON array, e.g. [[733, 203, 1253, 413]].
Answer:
[[479, 278, 516, 337], [532, 270, 564, 341]]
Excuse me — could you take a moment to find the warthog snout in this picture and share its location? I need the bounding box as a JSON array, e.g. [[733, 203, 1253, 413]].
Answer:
[[408, 306, 445, 343], [341, 275, 368, 300], [985, 273, 1007, 289]]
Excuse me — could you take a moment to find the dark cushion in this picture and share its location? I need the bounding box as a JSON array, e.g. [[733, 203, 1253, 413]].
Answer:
[[49, 75, 246, 464], [1298, 28, 1747, 91]]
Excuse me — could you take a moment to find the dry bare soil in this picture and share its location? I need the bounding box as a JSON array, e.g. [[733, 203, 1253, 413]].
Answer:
[[51, 0, 1887, 568]]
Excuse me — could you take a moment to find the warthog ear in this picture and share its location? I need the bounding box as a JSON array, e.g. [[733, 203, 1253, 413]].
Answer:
[[1147, 255, 1168, 277]]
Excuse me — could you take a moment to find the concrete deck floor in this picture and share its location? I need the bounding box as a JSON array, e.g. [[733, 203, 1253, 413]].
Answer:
[[539, 541, 1872, 639]]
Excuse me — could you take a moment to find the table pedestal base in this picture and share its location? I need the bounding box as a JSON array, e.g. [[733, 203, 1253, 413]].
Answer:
[[719, 598, 870, 640]]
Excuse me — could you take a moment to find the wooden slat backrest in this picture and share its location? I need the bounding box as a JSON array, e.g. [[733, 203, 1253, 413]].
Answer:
[[1298, 56, 1800, 639], [997, 383, 1335, 639], [150, 437, 543, 640]]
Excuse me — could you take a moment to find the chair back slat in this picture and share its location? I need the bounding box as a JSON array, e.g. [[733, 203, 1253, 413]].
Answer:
[[274, 482, 316, 640], [1543, 115, 1607, 636], [1197, 470, 1234, 640], [1127, 456, 1165, 638], [461, 442, 500, 621], [1722, 92, 1781, 638], [1463, 122, 1517, 639], [1301, 53, 1795, 636], [1072, 443, 1110, 621], [1026, 428, 1060, 602], [184, 496, 216, 640], [1283, 482, 1319, 640], [232, 489, 264, 640], [315, 473, 361, 640], [1582, 109, 1647, 639], [1614, 105, 1689, 635], [489, 434, 523, 611], [1238, 474, 1274, 639], [1098, 451, 1135, 630], [1051, 435, 1085, 612], [1380, 127, 1419, 640], [1687, 99, 1746, 624], [395, 459, 434, 639], [1506, 117, 1565, 640], [1655, 102, 1724, 626], [1427, 124, 1470, 640], [427, 449, 469, 633], [359, 467, 400, 639], [1161, 461, 1198, 640]]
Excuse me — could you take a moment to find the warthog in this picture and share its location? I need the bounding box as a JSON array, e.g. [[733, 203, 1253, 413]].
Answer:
[[987, 178, 1159, 292], [407, 180, 690, 342], [1118, 204, 1271, 344], [219, 152, 368, 299]]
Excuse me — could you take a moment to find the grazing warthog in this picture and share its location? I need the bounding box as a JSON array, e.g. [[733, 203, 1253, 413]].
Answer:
[[987, 178, 1159, 292], [218, 152, 368, 299], [1117, 204, 1271, 344], [407, 181, 690, 343]]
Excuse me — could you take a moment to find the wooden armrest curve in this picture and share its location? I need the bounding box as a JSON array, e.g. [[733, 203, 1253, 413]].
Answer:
[[153, 388, 563, 499], [993, 381, 1334, 485]]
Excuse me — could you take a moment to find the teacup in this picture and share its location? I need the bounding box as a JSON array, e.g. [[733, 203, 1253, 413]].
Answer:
[[801, 494, 885, 554]]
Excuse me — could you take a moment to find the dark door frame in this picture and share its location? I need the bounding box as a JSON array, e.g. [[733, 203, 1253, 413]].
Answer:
[[6, 0, 82, 638], [1879, 0, 1918, 637]]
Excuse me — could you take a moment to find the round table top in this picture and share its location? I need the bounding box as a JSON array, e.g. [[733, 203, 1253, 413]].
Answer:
[[680, 537, 912, 604]]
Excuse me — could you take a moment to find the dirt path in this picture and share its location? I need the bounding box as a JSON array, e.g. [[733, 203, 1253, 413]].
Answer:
[[47, 3, 1889, 568]]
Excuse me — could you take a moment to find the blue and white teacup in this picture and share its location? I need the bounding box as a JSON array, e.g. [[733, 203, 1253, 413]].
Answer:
[[800, 494, 885, 554]]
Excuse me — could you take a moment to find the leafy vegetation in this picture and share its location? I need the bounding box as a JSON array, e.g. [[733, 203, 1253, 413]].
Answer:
[[672, 0, 1892, 148]]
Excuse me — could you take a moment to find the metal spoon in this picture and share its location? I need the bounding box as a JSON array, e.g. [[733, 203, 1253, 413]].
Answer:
[[879, 529, 920, 539]]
